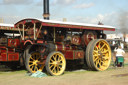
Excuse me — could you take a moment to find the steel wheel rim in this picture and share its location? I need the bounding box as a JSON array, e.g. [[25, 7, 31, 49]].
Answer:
[[93, 40, 111, 71], [29, 52, 44, 73], [49, 53, 66, 76]]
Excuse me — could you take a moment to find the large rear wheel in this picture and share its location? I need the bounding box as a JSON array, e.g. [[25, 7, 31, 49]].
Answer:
[[45, 51, 66, 76], [86, 39, 111, 71]]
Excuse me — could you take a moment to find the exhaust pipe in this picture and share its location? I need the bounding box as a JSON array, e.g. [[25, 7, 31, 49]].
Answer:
[[43, 0, 50, 20]]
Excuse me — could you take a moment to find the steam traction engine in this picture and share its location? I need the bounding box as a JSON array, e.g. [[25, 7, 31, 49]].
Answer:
[[0, 23, 23, 68], [14, 18, 115, 76], [0, 0, 115, 76]]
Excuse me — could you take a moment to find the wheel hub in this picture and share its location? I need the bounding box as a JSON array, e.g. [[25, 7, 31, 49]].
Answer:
[[98, 51, 103, 58], [33, 60, 38, 65], [53, 61, 60, 66]]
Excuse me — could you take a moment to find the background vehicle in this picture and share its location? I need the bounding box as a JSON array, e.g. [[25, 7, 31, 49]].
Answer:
[[0, 23, 23, 69], [107, 39, 123, 51]]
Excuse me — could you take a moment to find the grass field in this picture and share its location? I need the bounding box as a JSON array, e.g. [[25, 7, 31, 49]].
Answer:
[[0, 65, 128, 85]]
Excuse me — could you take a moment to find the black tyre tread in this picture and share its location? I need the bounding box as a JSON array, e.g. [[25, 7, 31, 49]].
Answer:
[[85, 39, 96, 69], [25, 53, 32, 73], [89, 39, 100, 71], [24, 46, 32, 73]]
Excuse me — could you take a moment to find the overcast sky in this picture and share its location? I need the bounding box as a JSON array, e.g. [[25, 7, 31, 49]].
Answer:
[[0, 0, 128, 31]]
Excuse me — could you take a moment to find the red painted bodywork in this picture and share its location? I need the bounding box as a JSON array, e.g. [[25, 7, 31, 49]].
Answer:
[[55, 43, 84, 60], [0, 26, 19, 31], [74, 50, 84, 59], [0, 47, 19, 61], [24, 40, 34, 45], [64, 50, 84, 60], [0, 53, 7, 61], [64, 51, 74, 60], [8, 38, 20, 47], [0, 38, 20, 62], [8, 53, 19, 61], [37, 40, 44, 44]]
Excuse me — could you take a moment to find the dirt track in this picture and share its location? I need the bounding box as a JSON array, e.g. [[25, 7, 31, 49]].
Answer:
[[0, 66, 128, 85]]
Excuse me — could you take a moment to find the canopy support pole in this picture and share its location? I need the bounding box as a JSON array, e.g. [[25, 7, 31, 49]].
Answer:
[[23, 24, 25, 40], [34, 23, 36, 40], [18, 26, 23, 40]]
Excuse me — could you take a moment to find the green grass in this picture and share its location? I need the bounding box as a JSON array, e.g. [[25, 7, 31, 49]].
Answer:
[[0, 63, 128, 76], [0, 70, 26, 75]]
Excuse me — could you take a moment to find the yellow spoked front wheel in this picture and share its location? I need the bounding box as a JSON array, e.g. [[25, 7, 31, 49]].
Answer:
[[25, 52, 45, 73], [45, 51, 66, 76], [87, 39, 111, 71]]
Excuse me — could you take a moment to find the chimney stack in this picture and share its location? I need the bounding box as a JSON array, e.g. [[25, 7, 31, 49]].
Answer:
[[43, 0, 50, 20]]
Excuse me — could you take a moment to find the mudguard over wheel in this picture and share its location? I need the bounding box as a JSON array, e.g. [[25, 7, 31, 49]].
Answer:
[[25, 52, 45, 73], [45, 51, 66, 76], [86, 39, 111, 71]]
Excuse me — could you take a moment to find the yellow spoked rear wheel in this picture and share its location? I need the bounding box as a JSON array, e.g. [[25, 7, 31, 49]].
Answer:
[[26, 52, 44, 73], [46, 51, 66, 76], [89, 39, 111, 71]]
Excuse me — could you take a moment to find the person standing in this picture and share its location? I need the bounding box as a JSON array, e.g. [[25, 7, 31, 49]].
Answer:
[[114, 46, 125, 67]]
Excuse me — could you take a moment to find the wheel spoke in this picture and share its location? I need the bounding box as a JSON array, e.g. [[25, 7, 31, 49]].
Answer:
[[29, 64, 34, 66], [101, 50, 109, 54], [58, 59, 62, 62], [98, 60, 101, 67], [31, 65, 34, 70], [49, 62, 54, 65], [93, 53, 98, 56], [95, 46, 98, 50], [52, 66, 56, 72], [30, 57, 34, 60], [50, 64, 54, 68], [94, 57, 99, 62], [57, 56, 61, 61], [53, 55, 57, 61], [95, 60, 99, 66], [29, 61, 33, 63], [37, 64, 44, 71], [36, 56, 40, 60], [34, 66, 38, 71], [98, 42, 101, 48], [93, 50, 98, 53], [102, 57, 108, 60], [58, 63, 63, 66], [53, 67, 57, 73], [100, 44, 106, 50], [50, 58, 54, 62], [57, 66, 60, 72]]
